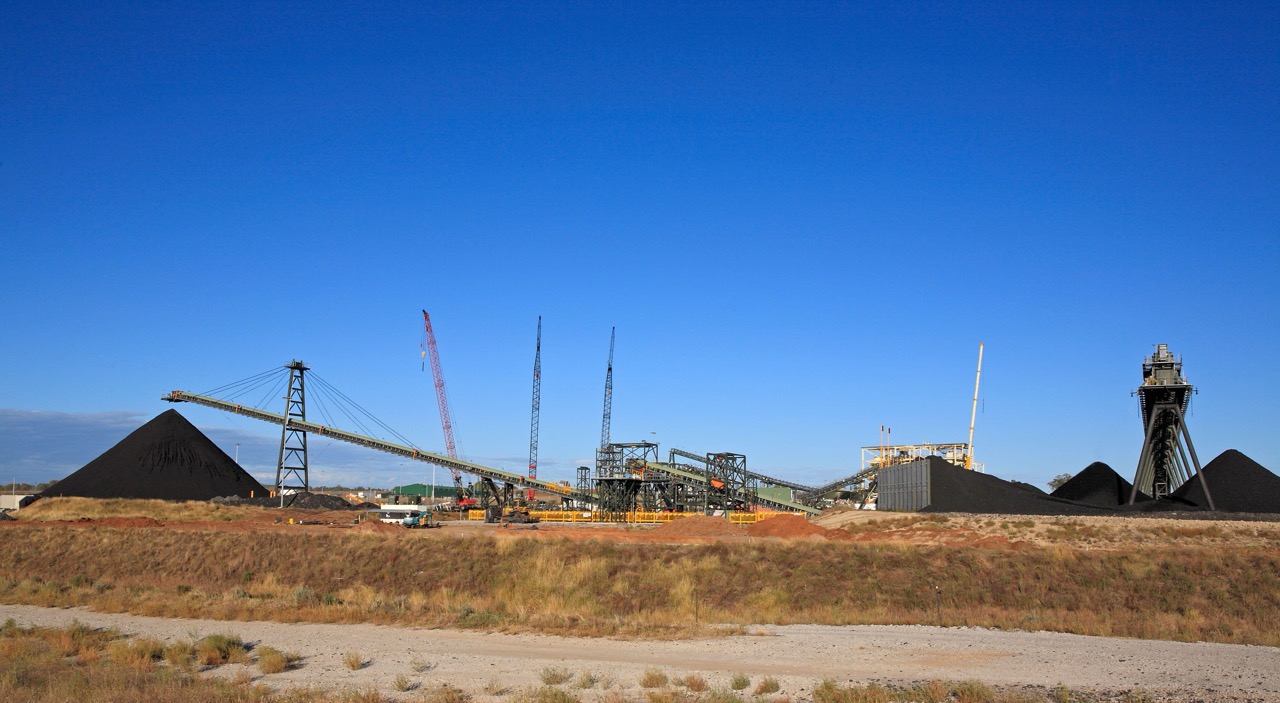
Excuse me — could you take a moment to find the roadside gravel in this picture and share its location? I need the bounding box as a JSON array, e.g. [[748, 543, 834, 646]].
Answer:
[[2, 604, 1277, 701]]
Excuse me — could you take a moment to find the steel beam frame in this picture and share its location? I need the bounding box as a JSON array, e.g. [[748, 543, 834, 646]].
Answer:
[[275, 360, 310, 495]]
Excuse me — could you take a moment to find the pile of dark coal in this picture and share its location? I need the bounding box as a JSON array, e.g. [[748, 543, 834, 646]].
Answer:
[[43, 410, 267, 501]]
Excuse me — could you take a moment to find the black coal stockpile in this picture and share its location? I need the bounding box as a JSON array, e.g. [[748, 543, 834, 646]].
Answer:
[[919, 457, 1112, 515], [213, 492, 358, 510], [1050, 461, 1146, 507], [1171, 449, 1280, 513], [44, 409, 267, 501]]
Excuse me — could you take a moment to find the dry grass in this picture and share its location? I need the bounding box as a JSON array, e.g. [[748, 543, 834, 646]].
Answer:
[[729, 673, 751, 691], [16, 497, 254, 522], [343, 650, 366, 670], [3, 516, 1279, 646], [639, 669, 669, 688], [681, 674, 708, 692], [422, 684, 472, 703], [540, 666, 572, 685], [256, 645, 300, 674], [753, 677, 781, 695]]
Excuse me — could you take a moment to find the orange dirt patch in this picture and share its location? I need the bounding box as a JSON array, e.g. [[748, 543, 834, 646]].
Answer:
[[651, 515, 744, 538], [745, 514, 828, 539]]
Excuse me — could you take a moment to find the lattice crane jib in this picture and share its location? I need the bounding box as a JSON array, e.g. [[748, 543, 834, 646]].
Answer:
[[276, 360, 310, 494], [601, 327, 615, 450], [1129, 344, 1215, 508], [528, 316, 541, 502], [422, 310, 464, 493]]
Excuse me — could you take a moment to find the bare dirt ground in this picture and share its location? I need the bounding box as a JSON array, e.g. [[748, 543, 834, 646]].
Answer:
[[3, 603, 1278, 701]]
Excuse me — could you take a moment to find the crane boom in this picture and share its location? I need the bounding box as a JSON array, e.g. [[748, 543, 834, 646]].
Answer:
[[422, 310, 458, 460], [527, 316, 541, 501], [600, 327, 615, 449], [162, 390, 592, 502], [965, 342, 984, 470]]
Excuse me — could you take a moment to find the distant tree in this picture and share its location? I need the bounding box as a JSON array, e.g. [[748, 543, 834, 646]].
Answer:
[[1047, 473, 1073, 491]]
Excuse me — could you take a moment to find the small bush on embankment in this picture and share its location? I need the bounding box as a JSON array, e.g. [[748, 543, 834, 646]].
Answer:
[[0, 526, 1277, 645]]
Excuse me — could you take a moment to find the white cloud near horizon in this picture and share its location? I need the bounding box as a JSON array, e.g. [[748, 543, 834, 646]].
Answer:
[[0, 408, 585, 489]]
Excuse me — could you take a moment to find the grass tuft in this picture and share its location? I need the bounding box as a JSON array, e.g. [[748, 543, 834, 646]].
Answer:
[[343, 651, 366, 670], [540, 666, 572, 685], [753, 677, 781, 695], [681, 674, 708, 692], [729, 673, 751, 691], [639, 669, 668, 688], [256, 645, 300, 674], [421, 683, 473, 703]]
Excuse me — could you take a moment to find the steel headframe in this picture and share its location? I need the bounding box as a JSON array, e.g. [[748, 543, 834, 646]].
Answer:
[[275, 360, 311, 496], [703, 452, 756, 515], [594, 441, 658, 520], [1128, 344, 1215, 508]]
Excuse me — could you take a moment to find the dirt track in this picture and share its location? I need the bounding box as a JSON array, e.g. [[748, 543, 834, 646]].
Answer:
[[3, 604, 1278, 701]]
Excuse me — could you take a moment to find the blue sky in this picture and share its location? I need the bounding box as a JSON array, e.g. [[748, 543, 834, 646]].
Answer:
[[2, 2, 1277, 490]]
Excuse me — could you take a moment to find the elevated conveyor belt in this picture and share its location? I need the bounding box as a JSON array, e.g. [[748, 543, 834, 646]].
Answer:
[[163, 391, 594, 504], [799, 466, 877, 502], [668, 448, 816, 493], [646, 461, 822, 515]]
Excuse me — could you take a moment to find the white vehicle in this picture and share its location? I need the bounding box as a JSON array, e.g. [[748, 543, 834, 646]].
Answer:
[[371, 505, 427, 524]]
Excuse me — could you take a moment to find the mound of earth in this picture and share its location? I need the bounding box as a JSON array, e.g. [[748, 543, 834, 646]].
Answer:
[[43, 410, 267, 501], [1051, 462, 1147, 507], [1171, 449, 1280, 513], [746, 514, 827, 538], [920, 458, 1112, 516], [652, 515, 742, 537]]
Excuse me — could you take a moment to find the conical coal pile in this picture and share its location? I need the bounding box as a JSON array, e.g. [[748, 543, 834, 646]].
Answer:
[[43, 409, 267, 501], [1171, 449, 1280, 513], [920, 457, 1112, 515], [1051, 461, 1146, 507]]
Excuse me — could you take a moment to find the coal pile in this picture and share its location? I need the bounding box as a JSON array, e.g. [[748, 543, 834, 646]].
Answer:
[[1170, 449, 1280, 513], [212, 492, 358, 510], [920, 458, 1112, 516], [44, 410, 267, 501], [1050, 462, 1146, 507]]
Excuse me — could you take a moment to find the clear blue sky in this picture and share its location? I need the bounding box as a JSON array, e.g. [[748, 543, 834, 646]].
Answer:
[[2, 2, 1277, 490]]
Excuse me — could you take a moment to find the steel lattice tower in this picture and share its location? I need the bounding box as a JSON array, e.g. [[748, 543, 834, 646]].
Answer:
[[527, 316, 541, 502], [600, 327, 615, 450], [1128, 344, 1215, 508], [275, 360, 310, 494]]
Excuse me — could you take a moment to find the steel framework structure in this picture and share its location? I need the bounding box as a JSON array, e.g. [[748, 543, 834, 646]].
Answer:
[[275, 360, 310, 494], [703, 452, 756, 514], [528, 316, 541, 502], [594, 442, 657, 518], [1128, 344, 1215, 507]]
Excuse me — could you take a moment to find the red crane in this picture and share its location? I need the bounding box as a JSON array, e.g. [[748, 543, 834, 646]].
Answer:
[[421, 310, 469, 504]]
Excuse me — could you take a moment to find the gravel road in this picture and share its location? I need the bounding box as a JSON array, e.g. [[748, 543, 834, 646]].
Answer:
[[2, 604, 1277, 701]]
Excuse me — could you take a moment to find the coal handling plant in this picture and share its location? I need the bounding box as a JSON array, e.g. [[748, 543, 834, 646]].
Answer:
[[45, 316, 1277, 520], [874, 343, 1280, 515]]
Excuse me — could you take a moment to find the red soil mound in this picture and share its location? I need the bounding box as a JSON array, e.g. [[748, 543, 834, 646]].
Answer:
[[651, 515, 743, 537], [745, 514, 827, 538]]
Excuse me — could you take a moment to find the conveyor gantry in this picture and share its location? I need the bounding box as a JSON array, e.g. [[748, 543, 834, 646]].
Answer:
[[798, 466, 878, 503], [163, 390, 595, 504], [646, 461, 822, 515], [667, 448, 816, 493]]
